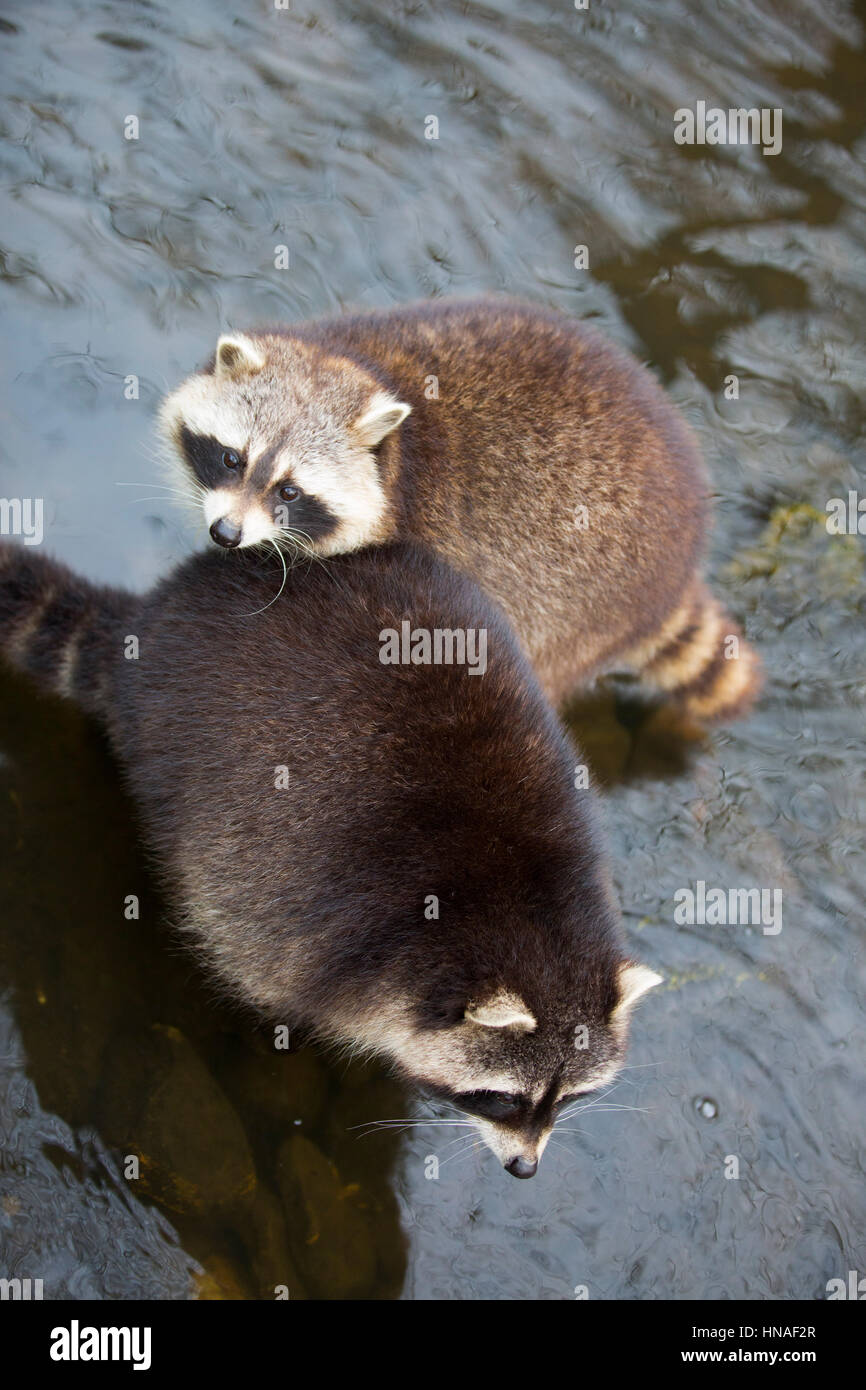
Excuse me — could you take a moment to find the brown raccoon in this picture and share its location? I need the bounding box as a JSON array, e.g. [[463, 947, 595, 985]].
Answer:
[[0, 540, 661, 1177], [160, 297, 761, 723]]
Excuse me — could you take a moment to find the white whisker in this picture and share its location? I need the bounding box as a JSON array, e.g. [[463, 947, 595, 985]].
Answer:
[[440, 1137, 485, 1168], [236, 539, 288, 618]]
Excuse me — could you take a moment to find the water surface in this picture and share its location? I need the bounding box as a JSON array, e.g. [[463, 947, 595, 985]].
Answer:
[[0, 0, 864, 1299]]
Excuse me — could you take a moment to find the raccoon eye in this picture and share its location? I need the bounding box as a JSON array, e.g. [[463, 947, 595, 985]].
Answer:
[[456, 1090, 523, 1120], [278, 484, 300, 503], [222, 449, 241, 470]]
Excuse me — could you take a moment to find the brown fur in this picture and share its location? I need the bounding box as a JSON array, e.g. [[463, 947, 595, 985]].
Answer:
[[165, 297, 761, 722]]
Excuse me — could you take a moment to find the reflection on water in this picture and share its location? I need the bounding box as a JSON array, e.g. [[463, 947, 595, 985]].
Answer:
[[1, 0, 864, 1298]]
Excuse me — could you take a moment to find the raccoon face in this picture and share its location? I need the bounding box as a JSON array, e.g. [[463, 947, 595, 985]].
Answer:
[[158, 332, 411, 554], [360, 962, 662, 1179]]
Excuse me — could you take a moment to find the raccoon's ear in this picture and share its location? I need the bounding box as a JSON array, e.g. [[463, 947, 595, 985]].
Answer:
[[215, 333, 266, 378], [465, 992, 537, 1033], [612, 963, 663, 1018], [352, 392, 412, 448]]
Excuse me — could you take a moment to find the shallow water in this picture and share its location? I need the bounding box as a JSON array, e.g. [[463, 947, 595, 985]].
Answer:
[[1, 0, 864, 1299]]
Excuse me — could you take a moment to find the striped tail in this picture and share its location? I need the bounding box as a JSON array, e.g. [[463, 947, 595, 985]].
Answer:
[[0, 543, 137, 719], [631, 581, 762, 724]]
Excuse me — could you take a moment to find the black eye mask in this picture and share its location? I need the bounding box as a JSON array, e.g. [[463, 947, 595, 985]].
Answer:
[[272, 491, 340, 544], [179, 427, 245, 489], [454, 1090, 527, 1122]]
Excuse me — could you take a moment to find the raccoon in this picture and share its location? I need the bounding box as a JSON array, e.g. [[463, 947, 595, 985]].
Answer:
[[0, 540, 660, 1177], [159, 296, 761, 723]]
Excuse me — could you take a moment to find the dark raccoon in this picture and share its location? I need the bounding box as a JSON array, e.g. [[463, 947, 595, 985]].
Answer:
[[0, 540, 660, 1176], [160, 296, 761, 723]]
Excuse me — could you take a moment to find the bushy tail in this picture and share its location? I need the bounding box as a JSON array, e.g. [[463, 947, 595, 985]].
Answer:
[[0, 543, 137, 718], [635, 581, 762, 724]]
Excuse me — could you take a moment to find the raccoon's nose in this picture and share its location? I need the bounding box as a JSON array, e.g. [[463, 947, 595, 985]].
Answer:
[[209, 518, 242, 549], [505, 1155, 538, 1179]]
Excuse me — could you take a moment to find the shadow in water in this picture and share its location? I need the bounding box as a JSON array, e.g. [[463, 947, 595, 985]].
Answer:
[[0, 667, 408, 1299], [589, 16, 866, 392], [563, 683, 709, 788]]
